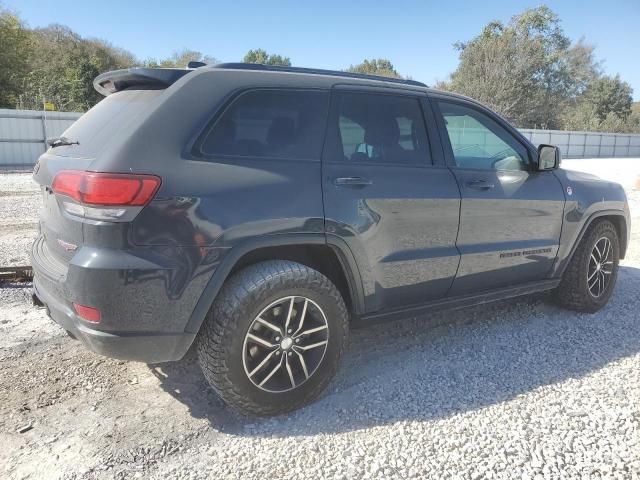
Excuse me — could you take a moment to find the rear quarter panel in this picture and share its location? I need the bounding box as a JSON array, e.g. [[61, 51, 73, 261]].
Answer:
[[122, 71, 329, 249], [40, 70, 332, 337]]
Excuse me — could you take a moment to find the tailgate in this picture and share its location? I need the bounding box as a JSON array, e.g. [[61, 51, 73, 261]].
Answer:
[[32, 87, 166, 270]]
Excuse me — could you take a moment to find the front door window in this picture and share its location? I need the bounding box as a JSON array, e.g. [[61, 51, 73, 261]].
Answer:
[[438, 101, 528, 171]]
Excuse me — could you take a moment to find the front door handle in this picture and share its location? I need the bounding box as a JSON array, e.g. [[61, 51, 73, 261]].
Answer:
[[465, 179, 495, 190], [333, 176, 372, 187]]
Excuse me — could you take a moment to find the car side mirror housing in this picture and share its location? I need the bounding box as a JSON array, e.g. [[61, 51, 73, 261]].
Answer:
[[537, 144, 561, 171]]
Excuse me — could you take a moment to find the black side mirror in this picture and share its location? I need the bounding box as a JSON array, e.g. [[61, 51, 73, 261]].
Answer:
[[537, 144, 561, 171]]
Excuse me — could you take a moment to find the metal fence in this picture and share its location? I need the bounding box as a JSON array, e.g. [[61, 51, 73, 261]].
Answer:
[[519, 129, 640, 159], [1, 108, 640, 168], [0, 108, 82, 168]]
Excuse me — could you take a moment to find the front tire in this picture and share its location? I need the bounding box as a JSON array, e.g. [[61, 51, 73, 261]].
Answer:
[[197, 260, 349, 416], [555, 219, 620, 313]]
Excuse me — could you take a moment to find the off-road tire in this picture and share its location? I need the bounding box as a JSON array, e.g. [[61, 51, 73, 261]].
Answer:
[[197, 260, 349, 416], [555, 219, 620, 313]]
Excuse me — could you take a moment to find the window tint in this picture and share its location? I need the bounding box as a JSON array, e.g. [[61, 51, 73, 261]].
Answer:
[[200, 90, 328, 160], [334, 93, 430, 165], [438, 101, 528, 171]]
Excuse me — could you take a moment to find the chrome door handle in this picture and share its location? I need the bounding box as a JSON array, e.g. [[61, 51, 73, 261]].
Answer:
[[333, 176, 372, 187]]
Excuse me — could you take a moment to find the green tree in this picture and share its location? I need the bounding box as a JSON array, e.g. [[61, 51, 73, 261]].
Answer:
[[583, 75, 633, 122], [66, 58, 101, 111], [144, 49, 217, 68], [442, 6, 599, 128], [243, 48, 291, 66], [0, 6, 32, 108], [2, 8, 223, 112], [346, 59, 400, 78], [560, 102, 601, 131], [18, 24, 137, 111], [561, 78, 636, 133], [628, 103, 640, 133], [86, 38, 138, 70]]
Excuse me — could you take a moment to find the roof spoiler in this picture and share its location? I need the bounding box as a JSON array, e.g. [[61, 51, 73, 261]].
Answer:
[[93, 68, 190, 96]]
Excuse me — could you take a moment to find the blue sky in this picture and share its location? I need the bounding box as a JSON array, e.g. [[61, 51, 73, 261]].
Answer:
[[7, 0, 640, 99]]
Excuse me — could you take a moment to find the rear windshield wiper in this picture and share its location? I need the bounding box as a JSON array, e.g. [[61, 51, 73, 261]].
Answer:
[[47, 136, 79, 148]]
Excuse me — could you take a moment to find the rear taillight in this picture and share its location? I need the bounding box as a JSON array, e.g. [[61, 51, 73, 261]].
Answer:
[[52, 171, 160, 206], [52, 170, 160, 221]]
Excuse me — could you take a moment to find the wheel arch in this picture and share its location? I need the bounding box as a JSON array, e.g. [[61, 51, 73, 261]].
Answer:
[[608, 214, 628, 259], [558, 210, 628, 278], [184, 234, 365, 335]]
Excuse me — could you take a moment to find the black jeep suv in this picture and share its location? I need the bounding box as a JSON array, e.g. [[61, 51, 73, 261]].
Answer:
[[32, 63, 630, 415]]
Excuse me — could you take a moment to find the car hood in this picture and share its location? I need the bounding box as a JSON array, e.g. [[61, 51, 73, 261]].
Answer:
[[560, 168, 605, 183], [555, 167, 627, 204]]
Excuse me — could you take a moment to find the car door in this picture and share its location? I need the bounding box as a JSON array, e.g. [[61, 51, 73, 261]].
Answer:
[[322, 88, 461, 312], [431, 95, 566, 295]]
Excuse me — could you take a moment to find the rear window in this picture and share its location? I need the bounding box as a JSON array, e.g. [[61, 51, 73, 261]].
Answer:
[[52, 90, 162, 158], [199, 89, 329, 160]]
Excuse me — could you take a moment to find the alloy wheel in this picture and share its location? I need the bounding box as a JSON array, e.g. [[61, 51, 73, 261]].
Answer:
[[587, 236, 614, 298], [242, 296, 329, 393]]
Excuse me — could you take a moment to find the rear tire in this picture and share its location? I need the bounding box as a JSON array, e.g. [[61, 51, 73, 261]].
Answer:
[[197, 260, 349, 416], [555, 219, 620, 313]]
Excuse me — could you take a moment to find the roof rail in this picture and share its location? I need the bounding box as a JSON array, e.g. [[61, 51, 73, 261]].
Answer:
[[211, 63, 428, 88]]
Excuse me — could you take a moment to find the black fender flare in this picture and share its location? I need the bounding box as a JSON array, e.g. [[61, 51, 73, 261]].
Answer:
[[554, 209, 628, 278], [184, 233, 365, 334]]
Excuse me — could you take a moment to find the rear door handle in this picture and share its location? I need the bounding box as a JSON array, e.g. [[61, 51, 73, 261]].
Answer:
[[333, 176, 372, 187], [465, 179, 495, 190]]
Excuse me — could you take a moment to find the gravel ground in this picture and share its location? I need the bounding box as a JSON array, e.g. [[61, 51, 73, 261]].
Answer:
[[0, 172, 40, 266], [1, 163, 639, 479]]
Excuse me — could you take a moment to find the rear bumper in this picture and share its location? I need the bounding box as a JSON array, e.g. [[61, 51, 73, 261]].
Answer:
[[33, 275, 195, 363], [30, 234, 204, 363]]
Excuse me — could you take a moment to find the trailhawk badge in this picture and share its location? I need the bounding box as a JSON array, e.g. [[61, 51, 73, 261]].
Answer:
[[57, 238, 78, 252]]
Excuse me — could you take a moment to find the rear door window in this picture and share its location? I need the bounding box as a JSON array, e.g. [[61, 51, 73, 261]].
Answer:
[[330, 92, 431, 165], [199, 89, 329, 160]]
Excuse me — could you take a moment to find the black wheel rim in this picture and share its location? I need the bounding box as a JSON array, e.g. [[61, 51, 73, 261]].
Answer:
[[242, 296, 329, 393], [587, 236, 614, 298]]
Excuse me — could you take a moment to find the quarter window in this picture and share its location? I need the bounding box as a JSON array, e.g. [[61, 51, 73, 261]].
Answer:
[[333, 93, 430, 165], [200, 90, 329, 160], [438, 101, 528, 171]]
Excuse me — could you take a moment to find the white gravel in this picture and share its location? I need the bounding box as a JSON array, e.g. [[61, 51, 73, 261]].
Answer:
[[0, 172, 40, 266], [0, 161, 639, 479]]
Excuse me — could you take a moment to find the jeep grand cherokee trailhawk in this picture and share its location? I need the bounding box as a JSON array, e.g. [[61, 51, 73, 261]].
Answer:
[[32, 63, 630, 415]]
